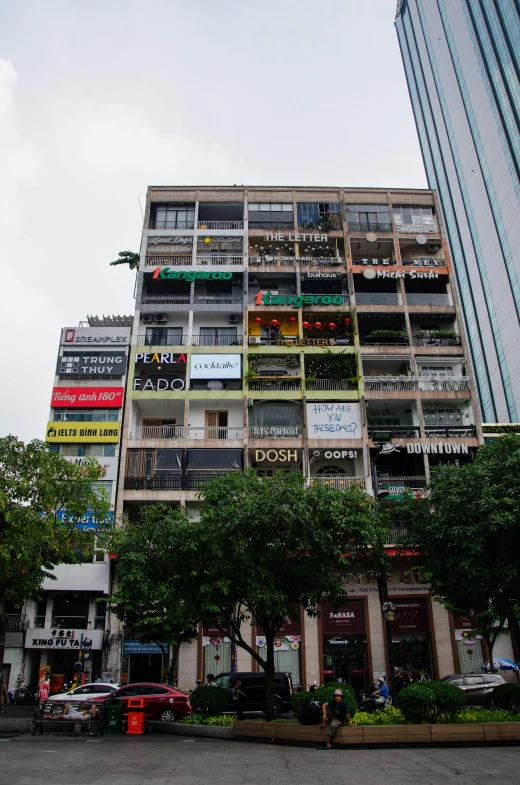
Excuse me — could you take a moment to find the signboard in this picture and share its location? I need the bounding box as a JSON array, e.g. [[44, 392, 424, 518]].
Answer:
[[190, 354, 242, 380], [123, 640, 169, 654], [390, 600, 429, 633], [311, 449, 358, 459], [64, 456, 117, 481], [254, 292, 345, 307], [274, 338, 351, 347], [264, 232, 328, 242], [258, 611, 300, 636], [46, 422, 120, 443], [56, 510, 114, 531], [152, 268, 232, 280], [252, 449, 301, 463], [57, 352, 127, 378], [406, 443, 469, 454], [134, 352, 187, 365], [147, 236, 192, 246], [61, 327, 130, 346], [321, 601, 365, 635], [306, 402, 361, 439], [377, 483, 424, 500], [369, 269, 439, 280], [26, 629, 103, 650], [133, 377, 185, 391], [305, 272, 340, 279], [51, 387, 124, 408]]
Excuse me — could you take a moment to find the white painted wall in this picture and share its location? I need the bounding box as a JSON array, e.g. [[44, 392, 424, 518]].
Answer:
[[42, 563, 110, 594], [177, 638, 198, 692], [187, 401, 243, 430]]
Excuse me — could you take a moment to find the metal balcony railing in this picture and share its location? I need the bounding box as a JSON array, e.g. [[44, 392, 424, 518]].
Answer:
[[297, 216, 343, 231], [149, 221, 195, 230], [362, 335, 409, 346], [129, 425, 184, 440], [248, 426, 303, 439], [413, 335, 461, 346], [311, 476, 366, 490], [185, 471, 237, 489], [190, 380, 242, 391], [194, 294, 243, 305], [376, 476, 426, 489], [424, 425, 476, 438], [197, 220, 244, 230], [368, 426, 421, 438], [144, 256, 192, 266], [385, 528, 408, 544], [248, 221, 294, 230], [188, 426, 243, 440], [141, 294, 191, 305], [124, 474, 182, 490], [195, 256, 244, 266], [191, 335, 243, 346], [352, 257, 397, 266], [299, 258, 345, 267], [6, 614, 29, 632], [418, 378, 470, 391], [248, 379, 302, 391], [52, 616, 89, 628], [348, 222, 393, 232], [135, 334, 188, 346], [249, 257, 297, 267], [364, 376, 418, 391], [306, 379, 358, 391], [355, 293, 401, 305], [406, 293, 451, 306], [303, 333, 352, 344]]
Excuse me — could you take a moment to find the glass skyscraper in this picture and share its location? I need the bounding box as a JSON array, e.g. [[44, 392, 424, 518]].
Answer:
[[395, 0, 520, 422]]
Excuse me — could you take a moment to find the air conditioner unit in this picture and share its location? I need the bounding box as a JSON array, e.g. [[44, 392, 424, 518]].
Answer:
[[249, 336, 262, 345], [247, 398, 254, 407], [155, 314, 167, 323], [143, 315, 153, 324], [229, 314, 239, 324]]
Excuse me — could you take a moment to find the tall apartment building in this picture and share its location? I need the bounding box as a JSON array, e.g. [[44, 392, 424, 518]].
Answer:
[[114, 185, 514, 692], [4, 316, 131, 693], [395, 0, 520, 423]]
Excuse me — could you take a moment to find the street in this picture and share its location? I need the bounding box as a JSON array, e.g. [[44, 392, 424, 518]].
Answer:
[[1, 736, 519, 785]]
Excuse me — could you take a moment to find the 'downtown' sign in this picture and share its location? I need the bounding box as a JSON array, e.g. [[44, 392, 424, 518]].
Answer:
[[406, 443, 469, 454]]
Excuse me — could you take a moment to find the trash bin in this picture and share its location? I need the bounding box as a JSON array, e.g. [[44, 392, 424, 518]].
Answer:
[[127, 698, 146, 735], [104, 698, 123, 734]]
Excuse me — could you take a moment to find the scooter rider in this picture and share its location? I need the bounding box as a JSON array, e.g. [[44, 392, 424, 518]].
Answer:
[[372, 676, 389, 706]]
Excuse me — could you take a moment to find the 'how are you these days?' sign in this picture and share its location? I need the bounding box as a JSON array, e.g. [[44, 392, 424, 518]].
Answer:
[[306, 402, 361, 439]]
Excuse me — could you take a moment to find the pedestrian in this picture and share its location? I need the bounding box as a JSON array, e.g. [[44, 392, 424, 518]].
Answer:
[[205, 673, 218, 687], [38, 676, 51, 709], [318, 688, 352, 750], [95, 675, 103, 683], [372, 677, 389, 707], [232, 678, 247, 720], [1, 681, 9, 706]]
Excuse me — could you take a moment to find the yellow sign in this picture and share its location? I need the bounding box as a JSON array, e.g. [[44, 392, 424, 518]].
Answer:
[[45, 422, 120, 443]]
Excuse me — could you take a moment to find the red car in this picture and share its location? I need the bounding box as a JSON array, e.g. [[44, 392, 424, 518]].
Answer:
[[88, 682, 192, 722]]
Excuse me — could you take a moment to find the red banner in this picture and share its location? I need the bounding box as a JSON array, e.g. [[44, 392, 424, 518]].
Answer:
[[321, 600, 365, 635], [51, 387, 124, 408], [391, 600, 429, 633]]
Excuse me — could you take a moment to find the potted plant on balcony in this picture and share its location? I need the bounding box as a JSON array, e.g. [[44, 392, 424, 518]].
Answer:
[[369, 329, 407, 343]]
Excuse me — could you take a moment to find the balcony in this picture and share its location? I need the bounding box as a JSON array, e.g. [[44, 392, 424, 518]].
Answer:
[[348, 222, 393, 233], [195, 255, 244, 266], [124, 471, 234, 491], [249, 257, 296, 268], [361, 333, 409, 346], [368, 425, 420, 439], [364, 376, 417, 391], [312, 476, 366, 490], [305, 379, 357, 391], [129, 425, 184, 440], [197, 220, 243, 230], [248, 426, 303, 439], [356, 293, 401, 306], [385, 528, 408, 545], [424, 425, 476, 438], [248, 379, 302, 392], [6, 614, 29, 632], [141, 294, 191, 306], [191, 335, 243, 346], [149, 221, 195, 230], [188, 426, 243, 440], [194, 294, 243, 305], [144, 255, 192, 266], [248, 221, 294, 230], [190, 380, 242, 391], [376, 476, 426, 490], [418, 377, 470, 391], [413, 334, 461, 347], [406, 293, 451, 306], [298, 215, 343, 231], [136, 334, 188, 346]]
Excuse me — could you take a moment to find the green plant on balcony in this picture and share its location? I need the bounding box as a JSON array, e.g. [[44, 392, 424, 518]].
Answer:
[[305, 350, 358, 382], [370, 329, 406, 338], [415, 330, 460, 343]]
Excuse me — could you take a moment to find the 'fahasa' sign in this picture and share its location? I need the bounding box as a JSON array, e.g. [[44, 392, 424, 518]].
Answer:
[[307, 403, 361, 439], [190, 354, 242, 380], [51, 387, 124, 408]]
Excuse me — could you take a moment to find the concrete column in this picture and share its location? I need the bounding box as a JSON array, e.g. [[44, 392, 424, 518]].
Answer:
[[303, 613, 320, 689], [177, 638, 198, 692], [367, 592, 387, 681], [431, 600, 455, 678], [44, 595, 53, 628], [236, 619, 253, 671]]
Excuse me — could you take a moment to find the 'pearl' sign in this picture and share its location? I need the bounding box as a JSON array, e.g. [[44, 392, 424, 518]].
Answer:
[[306, 402, 361, 439]]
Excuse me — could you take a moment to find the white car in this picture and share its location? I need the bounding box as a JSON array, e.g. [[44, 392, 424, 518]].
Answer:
[[47, 682, 120, 702]]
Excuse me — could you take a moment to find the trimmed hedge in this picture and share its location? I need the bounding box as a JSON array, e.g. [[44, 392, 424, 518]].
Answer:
[[491, 683, 520, 712], [396, 681, 466, 724], [290, 683, 358, 723], [189, 685, 228, 717]]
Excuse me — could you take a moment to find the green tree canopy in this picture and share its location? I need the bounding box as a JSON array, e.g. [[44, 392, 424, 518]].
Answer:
[[0, 436, 110, 687], [110, 251, 139, 270]]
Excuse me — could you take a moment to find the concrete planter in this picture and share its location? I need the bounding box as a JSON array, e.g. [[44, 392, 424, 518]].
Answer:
[[150, 721, 233, 739], [0, 718, 32, 734]]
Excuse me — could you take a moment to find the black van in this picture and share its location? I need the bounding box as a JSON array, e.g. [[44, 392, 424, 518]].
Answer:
[[213, 671, 293, 717]]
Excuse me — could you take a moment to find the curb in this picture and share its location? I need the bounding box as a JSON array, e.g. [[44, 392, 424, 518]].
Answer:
[[150, 722, 233, 739]]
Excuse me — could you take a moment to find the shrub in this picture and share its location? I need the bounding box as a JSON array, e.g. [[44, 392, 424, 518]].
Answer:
[[189, 685, 228, 717], [179, 712, 234, 726], [396, 681, 466, 724], [290, 690, 314, 723], [490, 683, 520, 712], [352, 707, 407, 726], [312, 683, 358, 717], [455, 708, 520, 724]]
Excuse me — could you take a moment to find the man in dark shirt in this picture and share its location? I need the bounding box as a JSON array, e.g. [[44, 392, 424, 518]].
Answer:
[[318, 689, 352, 749]]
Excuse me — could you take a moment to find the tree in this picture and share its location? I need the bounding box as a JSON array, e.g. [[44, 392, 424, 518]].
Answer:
[[110, 251, 139, 270], [108, 505, 200, 684], [396, 434, 520, 671], [0, 436, 110, 691]]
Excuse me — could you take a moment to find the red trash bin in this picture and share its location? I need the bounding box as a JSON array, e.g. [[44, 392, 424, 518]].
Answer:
[[126, 698, 146, 735]]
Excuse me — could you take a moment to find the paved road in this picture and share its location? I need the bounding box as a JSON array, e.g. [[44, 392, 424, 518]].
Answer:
[[1, 735, 519, 785]]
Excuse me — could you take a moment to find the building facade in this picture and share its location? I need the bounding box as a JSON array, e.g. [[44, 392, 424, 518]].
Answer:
[[4, 316, 131, 693], [113, 184, 513, 691], [395, 0, 520, 423]]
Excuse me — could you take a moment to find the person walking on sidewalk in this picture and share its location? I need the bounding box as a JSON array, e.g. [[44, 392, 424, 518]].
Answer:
[[38, 676, 51, 709], [318, 688, 352, 749], [232, 678, 247, 720]]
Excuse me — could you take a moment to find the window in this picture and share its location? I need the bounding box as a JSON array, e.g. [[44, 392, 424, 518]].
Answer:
[[151, 203, 195, 229], [248, 203, 293, 227], [419, 366, 454, 379], [53, 409, 118, 423], [464, 676, 484, 685], [205, 411, 228, 439], [145, 327, 183, 346], [143, 686, 169, 695], [199, 327, 237, 346], [61, 444, 87, 456], [297, 203, 341, 229], [393, 205, 435, 227], [94, 685, 114, 693], [250, 402, 302, 432], [91, 480, 113, 498], [89, 444, 116, 457], [117, 686, 143, 697], [346, 204, 390, 228]]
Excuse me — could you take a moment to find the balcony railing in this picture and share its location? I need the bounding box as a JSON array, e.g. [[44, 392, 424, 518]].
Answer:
[[249, 256, 297, 267], [304, 333, 352, 345], [248, 379, 302, 391], [348, 222, 393, 232], [195, 256, 244, 266], [248, 221, 294, 230], [129, 425, 184, 440], [368, 426, 421, 438], [145, 255, 192, 266], [418, 377, 470, 391], [141, 294, 191, 305], [191, 335, 243, 346], [376, 475, 426, 489], [136, 334, 188, 346], [298, 216, 343, 231], [194, 294, 243, 305], [190, 380, 242, 391], [364, 376, 417, 391], [352, 257, 397, 266], [413, 335, 461, 346], [6, 614, 29, 632], [406, 293, 451, 306], [361, 335, 409, 346], [306, 379, 358, 391], [149, 221, 195, 230], [312, 476, 366, 490], [424, 425, 476, 438], [188, 426, 243, 440], [395, 223, 439, 234], [355, 293, 401, 306], [197, 220, 243, 230], [185, 471, 236, 489], [385, 528, 408, 544], [401, 258, 446, 267], [125, 474, 182, 490], [248, 426, 303, 439]]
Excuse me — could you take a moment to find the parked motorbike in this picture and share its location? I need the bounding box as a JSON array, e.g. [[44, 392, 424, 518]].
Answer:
[[357, 684, 391, 713], [8, 684, 38, 705]]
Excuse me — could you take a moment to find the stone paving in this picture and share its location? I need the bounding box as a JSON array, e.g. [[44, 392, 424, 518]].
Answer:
[[1, 735, 519, 785]]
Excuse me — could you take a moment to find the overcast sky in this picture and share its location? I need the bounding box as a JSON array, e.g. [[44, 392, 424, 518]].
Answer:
[[0, 0, 426, 443]]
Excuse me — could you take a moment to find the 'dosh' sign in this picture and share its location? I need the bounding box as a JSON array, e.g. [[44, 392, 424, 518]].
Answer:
[[51, 387, 124, 408], [190, 354, 242, 380], [306, 402, 361, 439]]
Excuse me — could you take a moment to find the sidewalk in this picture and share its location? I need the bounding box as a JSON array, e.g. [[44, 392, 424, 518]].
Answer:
[[2, 735, 520, 785]]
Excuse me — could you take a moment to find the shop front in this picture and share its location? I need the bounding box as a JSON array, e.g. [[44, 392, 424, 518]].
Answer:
[[202, 626, 232, 680], [25, 628, 103, 689], [321, 600, 368, 691], [122, 640, 168, 684], [453, 616, 485, 673], [390, 599, 434, 684], [256, 611, 301, 688]]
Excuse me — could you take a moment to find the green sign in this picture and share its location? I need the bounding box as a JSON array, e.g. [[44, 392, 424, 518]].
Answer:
[[152, 268, 232, 280], [254, 291, 345, 308]]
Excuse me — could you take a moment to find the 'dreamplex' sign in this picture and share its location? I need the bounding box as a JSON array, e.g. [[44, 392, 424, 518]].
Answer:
[[190, 354, 242, 380], [61, 327, 131, 345], [306, 402, 361, 439]]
